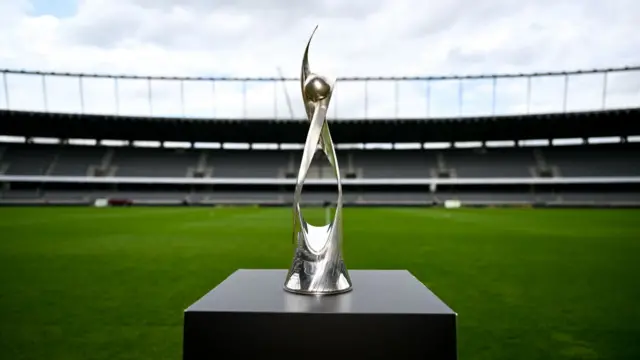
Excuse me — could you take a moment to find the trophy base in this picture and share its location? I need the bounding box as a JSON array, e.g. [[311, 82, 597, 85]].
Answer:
[[183, 269, 457, 360], [283, 285, 352, 296], [283, 261, 353, 295]]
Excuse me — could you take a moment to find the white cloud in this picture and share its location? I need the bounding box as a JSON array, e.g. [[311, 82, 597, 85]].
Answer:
[[0, 0, 639, 120]]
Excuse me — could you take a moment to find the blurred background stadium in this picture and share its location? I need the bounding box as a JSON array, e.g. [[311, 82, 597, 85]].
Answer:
[[1, 66, 639, 207], [1, 65, 639, 360]]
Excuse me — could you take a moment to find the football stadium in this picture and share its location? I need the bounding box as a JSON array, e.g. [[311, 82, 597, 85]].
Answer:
[[1, 65, 639, 359]]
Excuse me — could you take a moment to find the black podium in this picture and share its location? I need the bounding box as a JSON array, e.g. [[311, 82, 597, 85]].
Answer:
[[183, 269, 457, 359]]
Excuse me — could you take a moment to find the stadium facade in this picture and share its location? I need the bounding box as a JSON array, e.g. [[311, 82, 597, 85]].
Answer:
[[0, 66, 639, 207]]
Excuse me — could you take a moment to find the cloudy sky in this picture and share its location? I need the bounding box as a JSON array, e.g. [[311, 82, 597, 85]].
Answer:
[[0, 0, 638, 120]]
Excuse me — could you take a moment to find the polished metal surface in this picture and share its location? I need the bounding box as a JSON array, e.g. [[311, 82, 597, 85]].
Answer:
[[284, 26, 353, 295]]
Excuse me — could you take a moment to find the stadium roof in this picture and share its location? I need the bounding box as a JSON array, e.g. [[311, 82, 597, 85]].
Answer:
[[3, 65, 638, 81], [1, 108, 638, 144]]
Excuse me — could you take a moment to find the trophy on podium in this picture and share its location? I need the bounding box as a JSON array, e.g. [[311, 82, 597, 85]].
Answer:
[[283, 26, 353, 295], [183, 27, 457, 359]]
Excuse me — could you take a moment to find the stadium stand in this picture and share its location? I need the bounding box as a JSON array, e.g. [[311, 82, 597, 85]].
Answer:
[[1, 66, 639, 207], [1, 142, 639, 179], [1, 141, 639, 206]]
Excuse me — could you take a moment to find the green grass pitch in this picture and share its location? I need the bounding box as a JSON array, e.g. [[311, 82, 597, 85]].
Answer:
[[0, 206, 639, 360]]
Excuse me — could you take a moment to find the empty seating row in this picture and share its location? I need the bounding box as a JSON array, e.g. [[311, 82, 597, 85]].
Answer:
[[2, 190, 640, 204], [1, 143, 639, 178]]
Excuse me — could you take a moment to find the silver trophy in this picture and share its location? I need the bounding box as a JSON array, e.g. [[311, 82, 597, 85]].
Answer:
[[283, 26, 353, 295]]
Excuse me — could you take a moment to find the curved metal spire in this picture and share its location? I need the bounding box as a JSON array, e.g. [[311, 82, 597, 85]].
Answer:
[[301, 25, 318, 121]]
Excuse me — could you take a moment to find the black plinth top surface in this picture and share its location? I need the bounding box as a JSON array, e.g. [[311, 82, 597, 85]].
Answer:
[[185, 269, 455, 315]]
